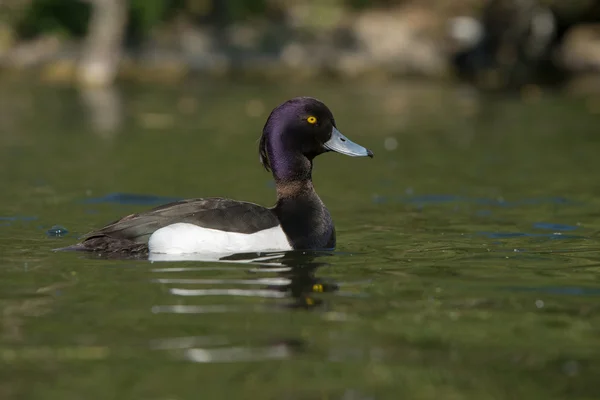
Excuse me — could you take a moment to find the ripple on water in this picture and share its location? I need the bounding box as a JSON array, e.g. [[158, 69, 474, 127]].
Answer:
[[0, 216, 38, 228], [476, 231, 584, 240], [372, 194, 579, 208], [532, 222, 580, 231]]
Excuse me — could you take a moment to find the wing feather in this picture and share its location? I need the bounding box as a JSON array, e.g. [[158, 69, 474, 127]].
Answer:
[[81, 198, 279, 245]]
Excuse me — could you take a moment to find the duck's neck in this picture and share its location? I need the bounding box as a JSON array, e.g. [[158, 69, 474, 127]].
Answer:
[[271, 158, 335, 250], [275, 179, 314, 200], [270, 151, 313, 183], [270, 150, 317, 200], [273, 177, 335, 250]]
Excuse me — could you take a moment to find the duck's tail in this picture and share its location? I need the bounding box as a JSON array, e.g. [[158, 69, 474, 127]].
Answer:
[[52, 243, 90, 252]]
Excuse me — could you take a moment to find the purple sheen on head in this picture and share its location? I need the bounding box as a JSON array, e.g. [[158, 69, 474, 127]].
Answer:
[[268, 139, 312, 182], [263, 117, 311, 181], [258, 97, 330, 182]]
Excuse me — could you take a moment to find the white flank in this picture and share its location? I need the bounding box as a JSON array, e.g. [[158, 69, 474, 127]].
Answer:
[[148, 223, 292, 255]]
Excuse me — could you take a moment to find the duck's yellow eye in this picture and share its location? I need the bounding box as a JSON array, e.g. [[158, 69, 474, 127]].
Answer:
[[307, 116, 317, 124]]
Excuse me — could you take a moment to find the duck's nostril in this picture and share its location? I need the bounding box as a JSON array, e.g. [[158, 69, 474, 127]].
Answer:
[[340, 138, 346, 142]]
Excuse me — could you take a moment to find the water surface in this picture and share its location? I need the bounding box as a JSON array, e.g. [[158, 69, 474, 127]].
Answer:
[[1, 79, 600, 399]]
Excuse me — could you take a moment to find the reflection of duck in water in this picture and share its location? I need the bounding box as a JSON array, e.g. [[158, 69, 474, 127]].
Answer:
[[151, 250, 344, 310], [257, 251, 340, 310], [222, 250, 341, 310], [150, 251, 361, 362], [449, 0, 600, 89], [151, 252, 337, 363]]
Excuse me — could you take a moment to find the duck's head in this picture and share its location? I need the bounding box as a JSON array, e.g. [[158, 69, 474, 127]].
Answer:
[[259, 97, 373, 181]]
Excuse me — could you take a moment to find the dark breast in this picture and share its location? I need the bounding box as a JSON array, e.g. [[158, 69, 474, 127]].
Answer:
[[274, 195, 336, 250]]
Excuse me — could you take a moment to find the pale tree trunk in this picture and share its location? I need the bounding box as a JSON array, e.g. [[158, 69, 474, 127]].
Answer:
[[77, 0, 127, 87], [79, 84, 123, 137]]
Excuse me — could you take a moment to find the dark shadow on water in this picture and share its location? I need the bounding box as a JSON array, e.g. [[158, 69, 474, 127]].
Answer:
[[0, 216, 38, 228], [532, 222, 579, 231], [0, 216, 38, 221], [82, 193, 183, 205]]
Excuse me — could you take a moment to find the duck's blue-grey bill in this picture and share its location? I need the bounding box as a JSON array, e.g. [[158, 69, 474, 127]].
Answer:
[[324, 127, 374, 158]]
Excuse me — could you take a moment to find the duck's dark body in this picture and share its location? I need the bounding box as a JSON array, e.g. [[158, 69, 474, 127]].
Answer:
[[273, 182, 336, 250], [72, 198, 280, 254], [73, 190, 336, 254], [65, 97, 370, 256]]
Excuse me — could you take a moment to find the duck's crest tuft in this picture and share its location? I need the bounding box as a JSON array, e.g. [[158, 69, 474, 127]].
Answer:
[[259, 131, 270, 172]]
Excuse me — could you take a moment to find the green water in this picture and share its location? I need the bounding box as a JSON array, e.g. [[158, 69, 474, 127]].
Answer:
[[1, 79, 600, 399]]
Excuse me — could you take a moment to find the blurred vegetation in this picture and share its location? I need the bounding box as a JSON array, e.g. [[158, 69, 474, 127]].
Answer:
[[2, 0, 599, 88], [1, 0, 409, 44]]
